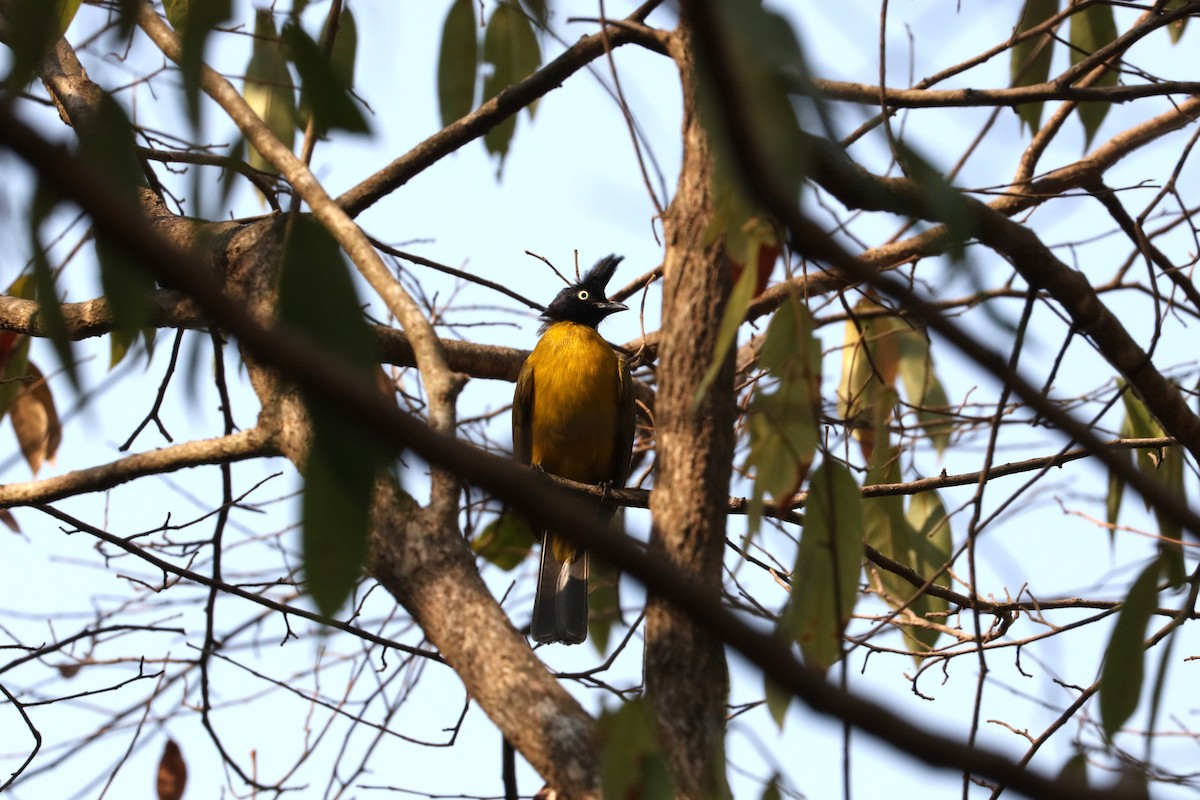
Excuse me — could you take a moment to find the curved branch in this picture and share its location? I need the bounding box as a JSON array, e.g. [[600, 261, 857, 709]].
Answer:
[[334, 11, 670, 218], [814, 78, 1200, 108], [0, 428, 277, 507]]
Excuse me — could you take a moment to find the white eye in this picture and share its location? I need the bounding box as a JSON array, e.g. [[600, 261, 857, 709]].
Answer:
[[577, 290, 590, 301]]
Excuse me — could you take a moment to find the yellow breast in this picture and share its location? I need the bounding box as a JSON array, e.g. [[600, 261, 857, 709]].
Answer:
[[525, 322, 624, 484]]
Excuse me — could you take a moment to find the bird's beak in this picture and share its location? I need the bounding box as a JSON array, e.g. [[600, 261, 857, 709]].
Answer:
[[598, 300, 629, 315]]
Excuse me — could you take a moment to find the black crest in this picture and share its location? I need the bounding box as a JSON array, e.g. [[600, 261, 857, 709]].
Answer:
[[539, 255, 628, 332]]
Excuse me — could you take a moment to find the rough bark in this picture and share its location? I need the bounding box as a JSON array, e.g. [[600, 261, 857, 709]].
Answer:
[[643, 18, 734, 800]]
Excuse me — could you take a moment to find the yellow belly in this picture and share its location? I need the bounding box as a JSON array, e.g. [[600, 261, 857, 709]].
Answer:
[[527, 323, 624, 484]]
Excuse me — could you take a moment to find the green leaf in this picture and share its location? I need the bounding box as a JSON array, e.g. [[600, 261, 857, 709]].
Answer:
[[163, 0, 188, 31], [1099, 558, 1160, 741], [699, 0, 812, 207], [1105, 410, 1132, 536], [744, 294, 821, 531], [111, 0, 141, 37], [694, 253, 756, 405], [438, 0, 479, 129], [897, 325, 951, 455], [1120, 386, 1186, 579], [1010, 0, 1059, 134], [29, 188, 77, 388], [4, 0, 84, 87], [597, 700, 676, 800], [763, 674, 790, 730], [588, 548, 622, 654], [1069, 3, 1118, 148], [783, 460, 862, 674], [170, 0, 233, 124], [472, 511, 535, 570], [863, 401, 918, 621], [279, 219, 392, 618], [219, 137, 248, 206], [81, 96, 154, 346], [893, 140, 973, 262], [904, 490, 952, 653], [325, 7, 358, 89], [57, 0, 82, 36], [1057, 750, 1089, 789], [285, 20, 369, 136], [110, 327, 157, 369], [1166, 0, 1189, 43], [838, 299, 904, 458], [519, 0, 549, 30], [481, 2, 542, 167], [244, 9, 297, 175], [760, 776, 783, 800]]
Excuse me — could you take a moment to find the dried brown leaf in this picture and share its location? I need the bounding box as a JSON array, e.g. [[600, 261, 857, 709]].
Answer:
[[10, 362, 61, 476], [156, 739, 187, 800]]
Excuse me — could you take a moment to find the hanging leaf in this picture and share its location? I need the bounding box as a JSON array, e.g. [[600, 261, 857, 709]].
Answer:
[[1057, 750, 1089, 789], [481, 2, 541, 168], [706, 153, 780, 299], [30, 188, 77, 389], [324, 6, 358, 90], [782, 460, 862, 673], [1120, 386, 1185, 586], [588, 548, 622, 655], [437, 0, 479, 129], [744, 294, 821, 531], [903, 490, 952, 653], [1166, 0, 1190, 43], [244, 10, 297, 175], [893, 140, 974, 262], [81, 96, 155, 351], [472, 511, 535, 570], [1010, 0, 1060, 134], [1106, 412, 1133, 540], [162, 0, 188, 31], [862, 394, 919, 624], [4, 0, 83, 88], [597, 699, 676, 800], [896, 325, 951, 455], [694, 253, 756, 404], [1099, 558, 1160, 741], [519, 0, 550, 30], [285, 20, 369, 136], [155, 739, 187, 800], [11, 362, 62, 476], [698, 0, 813, 209], [168, 0, 233, 124], [837, 298, 904, 461], [279, 219, 394, 618], [1069, 3, 1119, 149], [763, 673, 791, 730]]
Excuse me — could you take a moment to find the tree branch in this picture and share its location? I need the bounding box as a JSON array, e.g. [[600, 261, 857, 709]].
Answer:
[[0, 91, 1143, 800], [334, 9, 670, 218], [0, 428, 276, 507]]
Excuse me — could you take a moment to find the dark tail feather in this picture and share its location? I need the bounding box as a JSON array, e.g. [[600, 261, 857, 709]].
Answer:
[[531, 532, 588, 645]]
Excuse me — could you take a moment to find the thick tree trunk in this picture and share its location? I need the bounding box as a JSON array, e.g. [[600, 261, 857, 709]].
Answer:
[[644, 17, 734, 800]]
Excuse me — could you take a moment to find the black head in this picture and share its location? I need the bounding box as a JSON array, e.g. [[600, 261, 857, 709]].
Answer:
[[539, 255, 629, 332]]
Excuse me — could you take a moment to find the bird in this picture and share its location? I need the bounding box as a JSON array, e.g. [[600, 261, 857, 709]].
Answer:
[[512, 254, 636, 645]]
